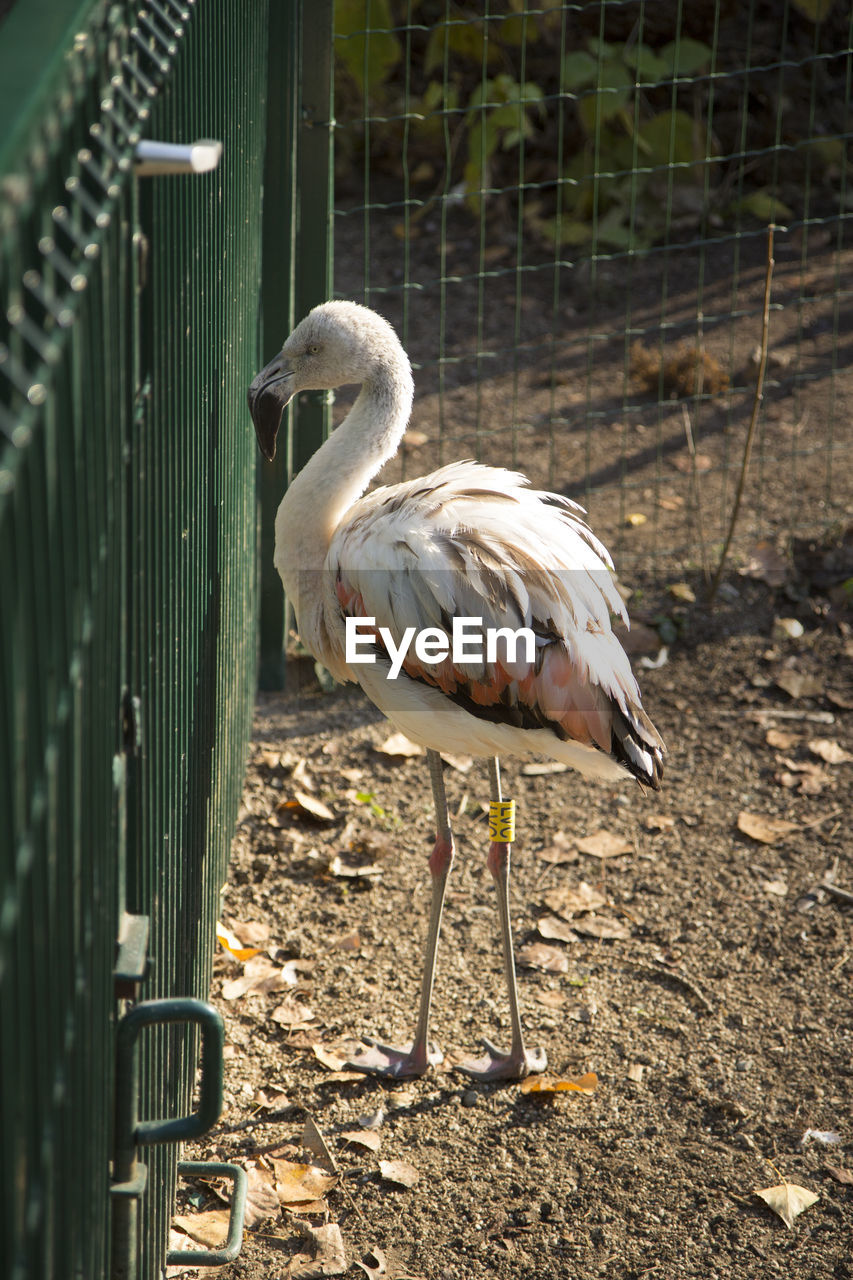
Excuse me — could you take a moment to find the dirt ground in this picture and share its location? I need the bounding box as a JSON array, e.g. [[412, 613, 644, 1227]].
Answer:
[[172, 201, 852, 1277]]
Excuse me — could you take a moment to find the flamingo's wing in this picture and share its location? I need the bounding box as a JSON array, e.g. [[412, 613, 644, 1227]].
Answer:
[[325, 462, 664, 787]]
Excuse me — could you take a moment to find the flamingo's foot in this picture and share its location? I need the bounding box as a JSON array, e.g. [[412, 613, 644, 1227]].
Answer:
[[344, 1036, 444, 1079], [455, 1037, 547, 1082]]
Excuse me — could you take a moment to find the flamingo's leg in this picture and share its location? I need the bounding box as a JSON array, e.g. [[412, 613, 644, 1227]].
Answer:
[[345, 748, 451, 1078], [457, 757, 547, 1081]]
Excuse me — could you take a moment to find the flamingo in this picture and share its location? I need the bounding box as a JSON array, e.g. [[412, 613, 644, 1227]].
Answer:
[[248, 301, 665, 1081]]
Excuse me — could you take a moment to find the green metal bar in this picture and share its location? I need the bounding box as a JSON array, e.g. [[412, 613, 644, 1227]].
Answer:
[[166, 1162, 247, 1267]]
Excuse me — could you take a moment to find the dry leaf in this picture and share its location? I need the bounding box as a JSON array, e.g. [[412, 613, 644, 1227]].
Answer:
[[379, 1159, 419, 1189], [762, 879, 788, 897], [328, 853, 383, 879], [808, 738, 853, 765], [374, 732, 424, 759], [743, 540, 788, 587], [644, 814, 675, 832], [216, 921, 262, 963], [737, 811, 799, 845], [521, 761, 568, 776], [243, 1165, 279, 1227], [825, 1165, 853, 1185], [342, 1129, 382, 1152], [672, 452, 712, 473], [776, 670, 823, 699], [302, 1115, 338, 1174], [572, 915, 631, 941], [171, 1209, 231, 1249], [755, 1182, 818, 1229], [766, 728, 798, 750], [535, 988, 567, 1009], [536, 915, 579, 944], [290, 1221, 347, 1278], [536, 832, 578, 865], [312, 1043, 349, 1072], [667, 582, 696, 602], [270, 997, 315, 1027], [271, 1160, 337, 1206], [331, 930, 361, 951], [518, 942, 569, 973], [220, 956, 294, 1001], [354, 1246, 389, 1280], [576, 830, 632, 859], [801, 1129, 842, 1147], [519, 1071, 598, 1095], [543, 880, 607, 918], [658, 494, 685, 511], [254, 1085, 289, 1109]]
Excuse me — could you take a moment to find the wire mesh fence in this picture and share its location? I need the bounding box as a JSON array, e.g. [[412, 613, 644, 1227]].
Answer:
[[0, 1, 266, 1275], [329, 0, 852, 579]]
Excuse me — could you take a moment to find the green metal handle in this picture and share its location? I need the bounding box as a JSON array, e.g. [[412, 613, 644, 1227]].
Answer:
[[115, 998, 224, 1156], [166, 1161, 247, 1267]]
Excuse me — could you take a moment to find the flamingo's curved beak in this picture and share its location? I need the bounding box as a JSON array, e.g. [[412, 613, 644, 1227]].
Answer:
[[247, 355, 295, 461]]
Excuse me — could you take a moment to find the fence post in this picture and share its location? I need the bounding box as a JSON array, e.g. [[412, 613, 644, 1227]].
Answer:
[[257, 0, 334, 689]]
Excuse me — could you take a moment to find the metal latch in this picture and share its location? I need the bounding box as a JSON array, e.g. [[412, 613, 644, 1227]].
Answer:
[[167, 1161, 247, 1267], [134, 139, 222, 175], [110, 998, 242, 1278]]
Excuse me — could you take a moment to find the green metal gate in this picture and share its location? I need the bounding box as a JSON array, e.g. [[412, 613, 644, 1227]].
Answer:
[[0, 0, 286, 1275]]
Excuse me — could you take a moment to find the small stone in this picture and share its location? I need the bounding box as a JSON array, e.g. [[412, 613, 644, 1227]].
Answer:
[[735, 1058, 752, 1073], [461, 1089, 479, 1108]]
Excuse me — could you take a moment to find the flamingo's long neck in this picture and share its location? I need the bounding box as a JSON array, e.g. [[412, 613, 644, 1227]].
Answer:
[[274, 356, 414, 600]]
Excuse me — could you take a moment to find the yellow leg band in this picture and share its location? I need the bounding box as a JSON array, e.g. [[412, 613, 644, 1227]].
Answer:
[[489, 799, 515, 843]]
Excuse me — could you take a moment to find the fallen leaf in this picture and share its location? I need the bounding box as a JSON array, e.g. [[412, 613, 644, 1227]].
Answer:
[[228, 919, 271, 945], [518, 942, 569, 973], [572, 915, 631, 940], [672, 452, 712, 473], [521, 760, 568, 776], [776, 670, 823, 699], [576, 830, 632, 859], [536, 915, 579, 944], [271, 1159, 337, 1205], [737, 811, 799, 845], [742, 540, 788, 587], [766, 728, 798, 750], [536, 831, 578, 865], [290, 1222, 347, 1278], [762, 879, 788, 897], [331, 930, 362, 951], [667, 582, 696, 602], [302, 1115, 339, 1174], [535, 988, 567, 1009], [328, 853, 383, 879], [357, 1107, 386, 1130], [519, 1071, 598, 1095], [379, 1159, 419, 1189], [543, 881, 607, 919], [254, 1085, 290, 1109], [801, 1129, 842, 1147], [243, 1165, 279, 1227], [354, 1246, 389, 1280], [270, 997, 315, 1027], [374, 732, 424, 759], [220, 956, 295, 1001], [171, 1209, 231, 1249], [755, 1182, 818, 1229], [827, 688, 853, 710], [312, 1043, 349, 1072], [270, 792, 336, 826], [216, 921, 262, 963], [808, 738, 853, 765], [643, 814, 675, 831], [658, 494, 685, 510], [825, 1165, 853, 1185], [342, 1129, 382, 1152], [639, 646, 669, 670]]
